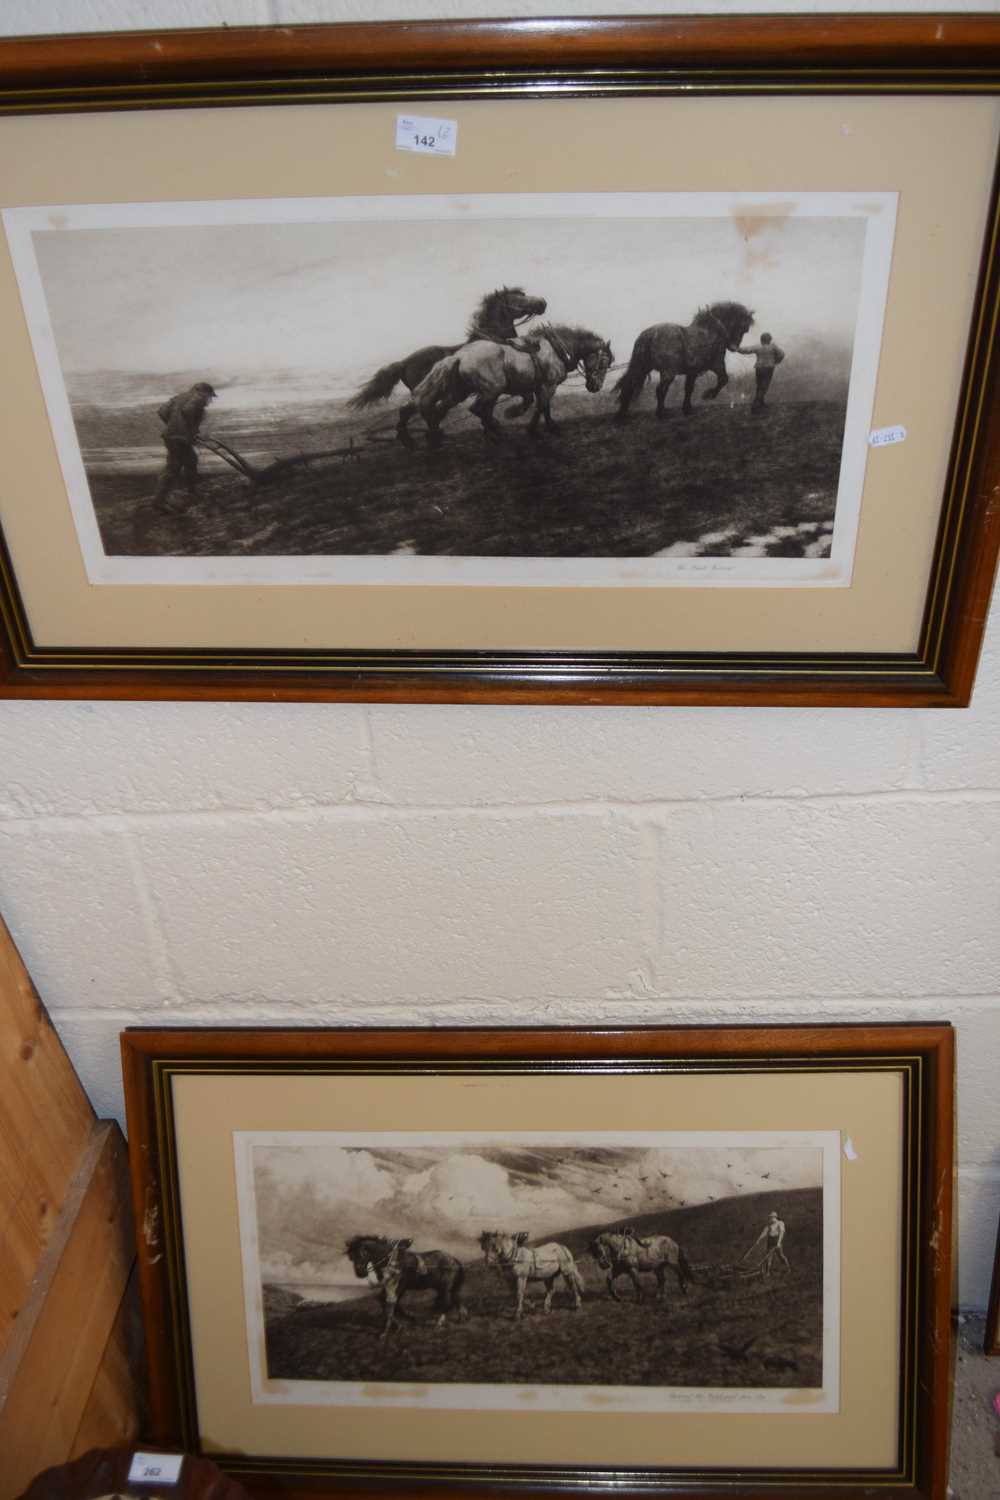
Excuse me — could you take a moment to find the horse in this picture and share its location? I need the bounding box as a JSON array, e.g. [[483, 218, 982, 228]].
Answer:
[[588, 1230, 693, 1304], [613, 301, 755, 423], [480, 1230, 585, 1318], [345, 1233, 467, 1339], [398, 324, 613, 447], [347, 286, 548, 409]]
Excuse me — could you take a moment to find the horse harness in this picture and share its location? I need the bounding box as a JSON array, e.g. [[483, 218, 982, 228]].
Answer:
[[365, 1240, 428, 1285], [541, 327, 579, 375], [496, 1236, 531, 1269], [468, 324, 575, 389], [679, 312, 733, 368]]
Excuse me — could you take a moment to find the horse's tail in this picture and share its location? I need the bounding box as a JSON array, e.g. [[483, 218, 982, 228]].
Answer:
[[415, 353, 465, 413], [614, 330, 653, 411], [567, 1259, 586, 1296], [348, 359, 409, 409], [678, 1245, 696, 1290]]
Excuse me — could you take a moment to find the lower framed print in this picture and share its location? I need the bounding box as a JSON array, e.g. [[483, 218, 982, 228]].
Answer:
[[121, 1023, 954, 1499]]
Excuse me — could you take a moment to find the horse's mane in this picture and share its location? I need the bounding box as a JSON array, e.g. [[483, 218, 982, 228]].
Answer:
[[692, 301, 753, 330], [537, 322, 599, 346], [345, 1233, 386, 1255], [465, 286, 528, 339]]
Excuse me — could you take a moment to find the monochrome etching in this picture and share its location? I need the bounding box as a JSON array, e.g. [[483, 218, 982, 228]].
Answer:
[[236, 1134, 836, 1410], [5, 194, 895, 588]]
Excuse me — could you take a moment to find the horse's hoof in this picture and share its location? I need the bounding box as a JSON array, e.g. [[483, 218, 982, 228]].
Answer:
[[397, 432, 415, 450], [613, 412, 629, 426], [655, 408, 667, 420]]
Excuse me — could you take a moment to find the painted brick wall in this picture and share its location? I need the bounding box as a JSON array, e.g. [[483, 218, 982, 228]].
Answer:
[[0, 0, 997, 1307]]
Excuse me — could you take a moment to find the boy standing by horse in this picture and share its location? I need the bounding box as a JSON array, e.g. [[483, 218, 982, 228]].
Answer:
[[735, 332, 785, 410]]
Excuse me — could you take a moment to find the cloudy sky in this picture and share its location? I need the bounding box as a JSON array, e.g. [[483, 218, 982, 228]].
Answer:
[[24, 196, 870, 401], [248, 1136, 823, 1286]]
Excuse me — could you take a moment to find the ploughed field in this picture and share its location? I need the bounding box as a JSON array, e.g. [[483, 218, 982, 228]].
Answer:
[[263, 1189, 822, 1390], [85, 394, 844, 561]]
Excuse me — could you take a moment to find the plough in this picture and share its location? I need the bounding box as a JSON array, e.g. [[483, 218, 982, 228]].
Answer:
[[692, 1259, 771, 1287], [196, 433, 363, 487]]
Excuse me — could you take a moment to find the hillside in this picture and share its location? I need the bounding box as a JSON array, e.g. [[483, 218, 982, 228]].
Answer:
[[264, 1188, 823, 1391]]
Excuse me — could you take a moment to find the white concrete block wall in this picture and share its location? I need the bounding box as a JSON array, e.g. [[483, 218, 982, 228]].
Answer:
[[0, 0, 997, 1309]]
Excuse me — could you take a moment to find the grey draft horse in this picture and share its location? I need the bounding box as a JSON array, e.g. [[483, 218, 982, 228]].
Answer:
[[480, 1230, 585, 1317], [398, 324, 613, 447], [589, 1230, 694, 1304], [348, 286, 548, 409]]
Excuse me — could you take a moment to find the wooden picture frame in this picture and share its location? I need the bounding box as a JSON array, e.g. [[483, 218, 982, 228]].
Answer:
[[121, 1022, 954, 1499], [1, 16, 999, 707], [986, 1213, 1000, 1356]]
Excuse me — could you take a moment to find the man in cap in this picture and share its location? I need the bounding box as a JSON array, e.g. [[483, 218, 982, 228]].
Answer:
[[154, 380, 217, 512], [741, 1210, 790, 1278]]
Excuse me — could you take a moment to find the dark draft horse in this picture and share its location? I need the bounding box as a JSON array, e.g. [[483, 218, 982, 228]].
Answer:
[[613, 301, 755, 423], [588, 1230, 694, 1304], [345, 1234, 467, 1339], [347, 287, 548, 410]]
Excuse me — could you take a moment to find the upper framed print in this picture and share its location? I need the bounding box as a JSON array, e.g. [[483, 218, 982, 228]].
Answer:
[[1, 17, 1000, 706], [120, 1023, 955, 1500]]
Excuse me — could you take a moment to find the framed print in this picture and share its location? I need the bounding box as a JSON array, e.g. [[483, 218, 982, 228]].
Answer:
[[986, 1214, 1000, 1356], [121, 1022, 955, 1499], [1, 18, 999, 706]]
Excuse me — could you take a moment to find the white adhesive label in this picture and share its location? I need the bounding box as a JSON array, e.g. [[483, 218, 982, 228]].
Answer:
[[843, 1136, 859, 1161], [127, 1452, 184, 1485], [395, 115, 458, 157], [868, 424, 907, 448]]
